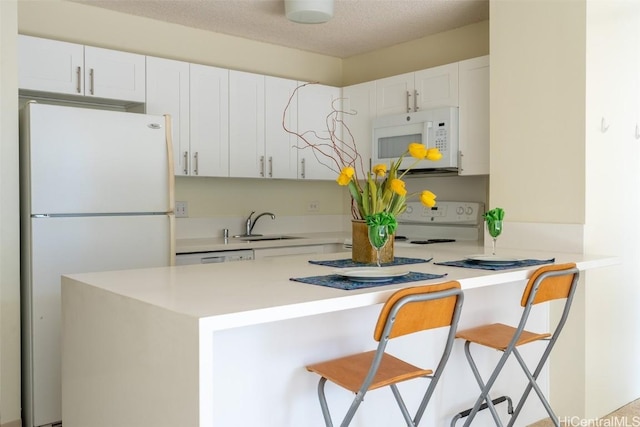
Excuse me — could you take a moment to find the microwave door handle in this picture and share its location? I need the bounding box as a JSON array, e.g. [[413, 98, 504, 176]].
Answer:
[[426, 121, 433, 146]]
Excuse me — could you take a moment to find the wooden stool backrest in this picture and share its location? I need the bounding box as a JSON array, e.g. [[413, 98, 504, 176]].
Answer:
[[374, 281, 462, 341], [520, 263, 578, 307]]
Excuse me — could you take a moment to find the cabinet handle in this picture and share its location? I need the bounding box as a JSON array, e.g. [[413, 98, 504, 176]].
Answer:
[[300, 158, 306, 179], [193, 152, 199, 175], [268, 156, 273, 178], [76, 66, 82, 93], [414, 90, 419, 111], [89, 69, 95, 95], [183, 151, 188, 175], [260, 155, 265, 177], [406, 90, 411, 113]]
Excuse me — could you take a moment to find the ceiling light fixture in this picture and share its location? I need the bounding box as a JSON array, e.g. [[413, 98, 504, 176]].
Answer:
[[285, 0, 334, 24]]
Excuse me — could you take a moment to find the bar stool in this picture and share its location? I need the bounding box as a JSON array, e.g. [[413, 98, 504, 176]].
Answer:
[[455, 263, 580, 427], [306, 281, 464, 427]]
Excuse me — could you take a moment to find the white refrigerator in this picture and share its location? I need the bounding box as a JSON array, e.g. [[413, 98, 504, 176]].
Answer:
[[20, 102, 175, 427]]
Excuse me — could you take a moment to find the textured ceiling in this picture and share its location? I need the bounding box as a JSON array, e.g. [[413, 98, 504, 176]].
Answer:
[[70, 0, 489, 58]]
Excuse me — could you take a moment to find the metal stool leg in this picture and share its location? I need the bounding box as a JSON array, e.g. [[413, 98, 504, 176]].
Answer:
[[462, 340, 509, 426], [506, 347, 559, 427]]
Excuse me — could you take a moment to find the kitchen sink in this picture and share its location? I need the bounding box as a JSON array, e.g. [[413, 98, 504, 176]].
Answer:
[[237, 235, 303, 242]]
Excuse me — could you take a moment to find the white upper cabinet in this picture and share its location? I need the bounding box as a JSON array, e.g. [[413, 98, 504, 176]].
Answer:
[[146, 56, 190, 176], [342, 81, 376, 175], [375, 72, 414, 116], [229, 71, 266, 178], [19, 35, 83, 96], [458, 55, 489, 175], [296, 83, 343, 180], [229, 74, 299, 179], [146, 58, 229, 177], [83, 46, 145, 103], [414, 63, 459, 109], [189, 64, 230, 177], [265, 76, 299, 179], [376, 63, 459, 115], [19, 35, 145, 103]]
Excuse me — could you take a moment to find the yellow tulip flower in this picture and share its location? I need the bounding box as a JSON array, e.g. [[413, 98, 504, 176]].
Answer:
[[420, 190, 437, 207], [425, 148, 443, 161], [336, 166, 356, 186], [372, 163, 387, 177], [389, 178, 407, 196], [408, 142, 427, 160]]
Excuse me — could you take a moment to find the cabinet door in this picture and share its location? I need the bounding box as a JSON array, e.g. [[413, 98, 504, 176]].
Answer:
[[146, 56, 190, 176], [18, 35, 83, 96], [458, 56, 489, 175], [414, 63, 459, 109], [342, 81, 376, 175], [265, 76, 299, 179], [190, 64, 230, 177], [229, 71, 266, 178], [84, 46, 146, 103], [297, 83, 342, 180], [375, 72, 414, 115]]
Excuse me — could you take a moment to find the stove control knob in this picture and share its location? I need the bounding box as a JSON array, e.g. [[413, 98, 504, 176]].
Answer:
[[466, 206, 474, 215], [456, 206, 464, 215], [405, 205, 413, 216]]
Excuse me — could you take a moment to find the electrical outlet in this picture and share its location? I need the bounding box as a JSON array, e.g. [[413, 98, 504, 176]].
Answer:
[[175, 201, 188, 218], [307, 201, 319, 212]]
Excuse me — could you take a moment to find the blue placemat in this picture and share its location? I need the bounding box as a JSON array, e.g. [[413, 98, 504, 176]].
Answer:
[[290, 272, 447, 290], [309, 257, 433, 268], [434, 258, 555, 271]]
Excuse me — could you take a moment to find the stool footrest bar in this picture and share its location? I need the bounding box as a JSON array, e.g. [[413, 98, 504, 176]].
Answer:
[[450, 395, 513, 426]]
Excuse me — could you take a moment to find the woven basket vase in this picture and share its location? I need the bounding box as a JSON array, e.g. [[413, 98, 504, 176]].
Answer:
[[351, 220, 395, 264]]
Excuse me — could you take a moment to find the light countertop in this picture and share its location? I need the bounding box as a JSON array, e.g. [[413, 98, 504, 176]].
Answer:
[[63, 243, 618, 331]]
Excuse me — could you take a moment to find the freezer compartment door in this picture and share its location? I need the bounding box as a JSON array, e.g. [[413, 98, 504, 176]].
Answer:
[[24, 103, 171, 215], [25, 215, 171, 426]]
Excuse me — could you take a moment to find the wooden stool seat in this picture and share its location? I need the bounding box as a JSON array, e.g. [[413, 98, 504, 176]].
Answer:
[[305, 281, 464, 427]]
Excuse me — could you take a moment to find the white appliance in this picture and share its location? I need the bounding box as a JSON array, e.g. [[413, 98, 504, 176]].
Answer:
[[372, 107, 459, 172], [20, 102, 175, 427], [175, 249, 254, 265], [394, 200, 484, 245]]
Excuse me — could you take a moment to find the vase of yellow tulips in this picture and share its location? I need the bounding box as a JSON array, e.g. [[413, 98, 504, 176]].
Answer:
[[337, 142, 441, 264], [281, 83, 441, 264]]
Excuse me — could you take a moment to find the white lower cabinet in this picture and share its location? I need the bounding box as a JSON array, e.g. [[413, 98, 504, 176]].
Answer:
[[296, 83, 343, 180], [253, 244, 332, 259]]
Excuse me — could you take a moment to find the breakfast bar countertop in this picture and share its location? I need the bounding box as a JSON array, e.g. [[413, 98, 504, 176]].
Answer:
[[62, 243, 618, 331], [60, 244, 619, 427]]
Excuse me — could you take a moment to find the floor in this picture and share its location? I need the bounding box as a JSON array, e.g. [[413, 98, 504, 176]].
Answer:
[[528, 399, 640, 426]]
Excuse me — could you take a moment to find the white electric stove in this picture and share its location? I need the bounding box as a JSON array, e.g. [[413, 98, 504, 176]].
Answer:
[[394, 201, 485, 246]]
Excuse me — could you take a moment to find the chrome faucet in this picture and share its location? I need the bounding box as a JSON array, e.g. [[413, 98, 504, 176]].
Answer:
[[243, 211, 276, 236]]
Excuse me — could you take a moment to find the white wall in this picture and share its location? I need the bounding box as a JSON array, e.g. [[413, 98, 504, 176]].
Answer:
[[0, 1, 22, 426], [583, 0, 640, 417], [491, 0, 640, 420]]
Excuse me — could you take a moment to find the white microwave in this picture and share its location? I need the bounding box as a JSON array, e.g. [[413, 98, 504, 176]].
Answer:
[[372, 107, 459, 172]]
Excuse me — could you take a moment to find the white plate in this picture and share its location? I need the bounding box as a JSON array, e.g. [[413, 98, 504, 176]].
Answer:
[[334, 267, 410, 283], [465, 255, 522, 266]]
